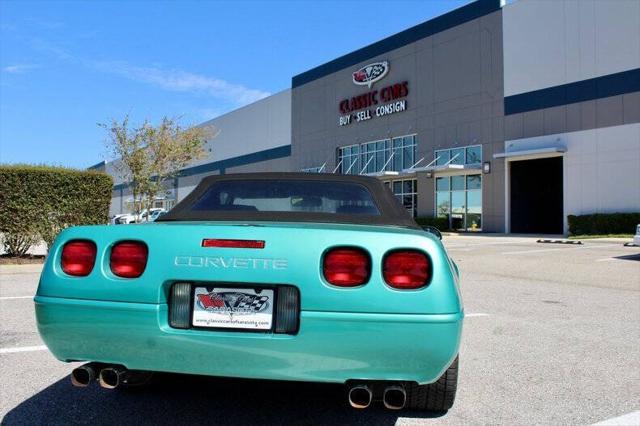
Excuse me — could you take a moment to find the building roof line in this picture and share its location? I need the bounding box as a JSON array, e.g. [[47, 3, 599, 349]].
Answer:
[[112, 144, 291, 191], [197, 88, 291, 127], [87, 160, 106, 170], [291, 0, 501, 88]]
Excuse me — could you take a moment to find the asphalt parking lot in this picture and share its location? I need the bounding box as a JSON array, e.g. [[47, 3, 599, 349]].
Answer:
[[1, 235, 638, 425]]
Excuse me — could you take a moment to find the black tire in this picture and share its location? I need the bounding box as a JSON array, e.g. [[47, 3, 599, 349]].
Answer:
[[405, 355, 458, 411]]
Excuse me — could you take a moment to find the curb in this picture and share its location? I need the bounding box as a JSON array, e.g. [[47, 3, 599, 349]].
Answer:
[[537, 239, 583, 245]]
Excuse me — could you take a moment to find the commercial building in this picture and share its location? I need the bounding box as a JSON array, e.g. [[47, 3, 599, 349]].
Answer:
[[99, 0, 640, 234], [501, 0, 640, 233]]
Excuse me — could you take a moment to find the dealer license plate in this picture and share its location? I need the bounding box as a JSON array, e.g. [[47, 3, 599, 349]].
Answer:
[[192, 287, 274, 330]]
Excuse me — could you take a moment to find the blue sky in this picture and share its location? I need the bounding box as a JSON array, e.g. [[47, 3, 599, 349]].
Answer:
[[0, 0, 468, 168]]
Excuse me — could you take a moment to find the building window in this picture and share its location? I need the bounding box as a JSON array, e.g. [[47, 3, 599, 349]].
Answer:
[[435, 144, 482, 167], [338, 144, 360, 175], [361, 139, 391, 174], [435, 174, 482, 231], [466, 145, 482, 164], [385, 178, 418, 217], [392, 135, 416, 171], [338, 134, 417, 175]]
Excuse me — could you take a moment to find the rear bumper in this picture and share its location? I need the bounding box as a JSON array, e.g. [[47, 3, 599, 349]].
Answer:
[[35, 296, 463, 384]]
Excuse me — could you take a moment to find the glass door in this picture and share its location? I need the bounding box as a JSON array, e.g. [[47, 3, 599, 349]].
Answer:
[[465, 175, 482, 231], [450, 176, 465, 231], [435, 174, 482, 231]]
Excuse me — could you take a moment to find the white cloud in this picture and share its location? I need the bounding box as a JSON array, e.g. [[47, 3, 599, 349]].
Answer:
[[93, 61, 271, 105], [2, 64, 40, 74], [26, 37, 272, 106], [29, 38, 75, 61], [25, 17, 65, 30]]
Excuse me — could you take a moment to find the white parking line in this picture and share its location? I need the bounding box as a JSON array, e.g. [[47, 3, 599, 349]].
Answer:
[[592, 410, 640, 426], [577, 244, 619, 249], [595, 254, 639, 262], [503, 244, 619, 255], [0, 345, 48, 354], [0, 296, 33, 300], [502, 248, 565, 255], [446, 241, 525, 249]]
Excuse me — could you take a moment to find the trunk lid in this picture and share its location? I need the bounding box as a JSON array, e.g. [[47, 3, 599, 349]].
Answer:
[[38, 221, 460, 314]]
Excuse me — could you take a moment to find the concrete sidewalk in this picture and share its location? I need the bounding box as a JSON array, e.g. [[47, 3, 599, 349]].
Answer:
[[0, 264, 44, 275]]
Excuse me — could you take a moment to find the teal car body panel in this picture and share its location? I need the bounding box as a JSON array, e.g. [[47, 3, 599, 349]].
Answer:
[[35, 174, 463, 385], [37, 222, 462, 313], [35, 297, 462, 384], [36, 222, 463, 384]]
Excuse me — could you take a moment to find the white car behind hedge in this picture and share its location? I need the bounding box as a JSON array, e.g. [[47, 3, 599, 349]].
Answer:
[[115, 208, 166, 224]]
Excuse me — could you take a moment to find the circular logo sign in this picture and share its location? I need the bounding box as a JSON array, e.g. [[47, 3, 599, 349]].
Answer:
[[352, 61, 389, 88]]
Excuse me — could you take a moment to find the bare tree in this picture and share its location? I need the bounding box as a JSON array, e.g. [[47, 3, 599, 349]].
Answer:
[[141, 118, 209, 218], [102, 116, 210, 221]]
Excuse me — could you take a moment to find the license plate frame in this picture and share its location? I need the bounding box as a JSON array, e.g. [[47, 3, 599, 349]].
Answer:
[[191, 285, 276, 332]]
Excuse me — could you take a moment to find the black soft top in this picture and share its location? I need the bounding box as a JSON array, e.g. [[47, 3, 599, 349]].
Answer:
[[157, 172, 420, 229]]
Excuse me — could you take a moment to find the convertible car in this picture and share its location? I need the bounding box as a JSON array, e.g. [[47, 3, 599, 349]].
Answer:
[[35, 173, 463, 411]]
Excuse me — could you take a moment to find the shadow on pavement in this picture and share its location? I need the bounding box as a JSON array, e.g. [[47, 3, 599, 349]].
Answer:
[[613, 253, 640, 262], [2, 373, 446, 425]]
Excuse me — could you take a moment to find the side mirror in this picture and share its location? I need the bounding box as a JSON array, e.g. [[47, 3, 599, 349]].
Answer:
[[423, 226, 442, 240]]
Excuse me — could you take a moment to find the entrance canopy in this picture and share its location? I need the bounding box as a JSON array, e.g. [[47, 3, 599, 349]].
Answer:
[[404, 163, 482, 176], [400, 153, 483, 177], [363, 171, 400, 178], [493, 146, 566, 161]]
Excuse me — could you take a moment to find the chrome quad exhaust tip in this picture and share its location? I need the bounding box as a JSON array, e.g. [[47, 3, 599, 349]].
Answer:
[[348, 384, 373, 409], [71, 363, 153, 389], [98, 366, 128, 389], [98, 366, 154, 389], [70, 362, 101, 387], [382, 385, 407, 410]]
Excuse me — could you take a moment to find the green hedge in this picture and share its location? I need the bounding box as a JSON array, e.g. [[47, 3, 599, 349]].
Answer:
[[0, 165, 113, 255], [415, 216, 450, 231], [567, 213, 640, 236]]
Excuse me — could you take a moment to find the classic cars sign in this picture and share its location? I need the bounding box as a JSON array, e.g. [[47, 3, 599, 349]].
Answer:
[[352, 61, 389, 88], [338, 81, 409, 127], [339, 60, 409, 126]]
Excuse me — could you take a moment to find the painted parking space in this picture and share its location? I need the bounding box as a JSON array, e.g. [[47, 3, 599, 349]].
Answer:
[[1, 236, 638, 425], [0, 345, 48, 355], [593, 410, 640, 426]]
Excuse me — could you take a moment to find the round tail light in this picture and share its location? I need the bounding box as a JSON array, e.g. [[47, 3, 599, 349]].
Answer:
[[61, 240, 97, 277], [322, 247, 370, 287], [110, 241, 148, 278], [383, 250, 431, 289]]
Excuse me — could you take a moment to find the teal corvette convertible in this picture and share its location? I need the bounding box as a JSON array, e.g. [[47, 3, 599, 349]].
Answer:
[[35, 173, 463, 411]]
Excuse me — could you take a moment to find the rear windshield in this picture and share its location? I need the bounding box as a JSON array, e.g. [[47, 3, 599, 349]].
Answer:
[[189, 180, 380, 216]]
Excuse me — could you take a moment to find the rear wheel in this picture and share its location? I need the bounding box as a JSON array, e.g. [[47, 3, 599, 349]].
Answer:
[[406, 355, 458, 411]]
